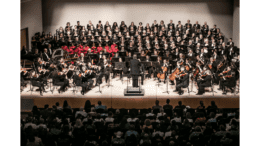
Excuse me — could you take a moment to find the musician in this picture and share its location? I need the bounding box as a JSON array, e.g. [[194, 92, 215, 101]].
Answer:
[[187, 49, 195, 59], [227, 38, 234, 47], [158, 59, 168, 83], [193, 21, 200, 30], [112, 57, 123, 79], [174, 66, 189, 95], [73, 70, 88, 95], [54, 69, 70, 93], [35, 57, 47, 71], [101, 59, 110, 83], [207, 57, 218, 73], [47, 44, 54, 57], [42, 48, 51, 62], [168, 20, 175, 30], [218, 66, 234, 94], [21, 47, 31, 60], [130, 55, 141, 87], [81, 65, 94, 90], [20, 66, 30, 87], [196, 70, 212, 95], [219, 42, 228, 57], [227, 44, 235, 61], [31, 71, 46, 96]]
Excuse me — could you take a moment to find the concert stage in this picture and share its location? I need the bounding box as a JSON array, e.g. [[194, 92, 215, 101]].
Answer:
[[21, 77, 239, 111]]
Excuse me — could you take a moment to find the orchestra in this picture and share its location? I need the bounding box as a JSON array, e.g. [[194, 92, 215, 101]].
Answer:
[[21, 20, 239, 96]]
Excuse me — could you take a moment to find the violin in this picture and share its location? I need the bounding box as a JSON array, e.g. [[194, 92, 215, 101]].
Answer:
[[208, 64, 212, 69], [61, 61, 67, 66]]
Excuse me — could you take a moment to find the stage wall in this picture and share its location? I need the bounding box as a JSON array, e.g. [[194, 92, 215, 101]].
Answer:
[[42, 0, 234, 42], [21, 0, 43, 51]]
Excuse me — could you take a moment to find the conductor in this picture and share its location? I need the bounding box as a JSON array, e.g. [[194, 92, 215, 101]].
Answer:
[[130, 54, 141, 87]]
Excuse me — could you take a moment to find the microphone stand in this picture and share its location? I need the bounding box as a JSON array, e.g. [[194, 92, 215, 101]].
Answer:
[[190, 74, 196, 93], [106, 66, 113, 88]]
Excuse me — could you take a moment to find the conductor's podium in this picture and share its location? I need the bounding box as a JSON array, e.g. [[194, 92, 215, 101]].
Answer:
[[124, 86, 145, 96]]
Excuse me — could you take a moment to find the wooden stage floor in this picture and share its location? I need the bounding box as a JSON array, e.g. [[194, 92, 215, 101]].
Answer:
[[21, 77, 239, 111]]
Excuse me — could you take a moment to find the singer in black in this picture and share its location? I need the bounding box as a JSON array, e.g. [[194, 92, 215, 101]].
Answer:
[[130, 55, 141, 87]]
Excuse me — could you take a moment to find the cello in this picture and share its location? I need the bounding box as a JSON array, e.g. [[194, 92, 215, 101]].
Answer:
[[157, 66, 168, 79], [169, 67, 180, 81]]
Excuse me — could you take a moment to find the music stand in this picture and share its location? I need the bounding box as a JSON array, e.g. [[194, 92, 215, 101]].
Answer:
[[151, 55, 158, 62], [111, 57, 119, 66], [119, 51, 126, 60], [115, 62, 125, 81], [140, 56, 146, 61], [162, 75, 169, 94], [106, 66, 113, 88]]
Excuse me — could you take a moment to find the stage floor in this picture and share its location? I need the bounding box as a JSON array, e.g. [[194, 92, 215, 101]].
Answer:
[[21, 77, 239, 111], [21, 77, 239, 98]]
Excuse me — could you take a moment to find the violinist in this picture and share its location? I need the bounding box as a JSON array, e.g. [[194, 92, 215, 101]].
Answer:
[[187, 49, 195, 59], [196, 70, 212, 95], [36, 57, 47, 70], [222, 67, 236, 95], [31, 71, 46, 96], [208, 57, 218, 74], [21, 66, 30, 87], [55, 68, 70, 93], [218, 66, 232, 91], [80, 65, 94, 91], [73, 70, 87, 95], [174, 66, 189, 95]]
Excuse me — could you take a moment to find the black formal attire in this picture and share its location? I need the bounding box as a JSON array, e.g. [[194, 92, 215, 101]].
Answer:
[[219, 70, 232, 90], [139, 63, 145, 85], [42, 52, 51, 62], [31, 76, 45, 93], [73, 75, 89, 93], [130, 59, 141, 87], [222, 77, 236, 93], [176, 72, 189, 94], [54, 74, 69, 92], [197, 75, 211, 94]]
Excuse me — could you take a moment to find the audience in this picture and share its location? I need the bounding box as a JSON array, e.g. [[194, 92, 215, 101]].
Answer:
[[163, 99, 173, 110], [95, 101, 107, 110], [20, 100, 239, 146], [152, 100, 162, 110]]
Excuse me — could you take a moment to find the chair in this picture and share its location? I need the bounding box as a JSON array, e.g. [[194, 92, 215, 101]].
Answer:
[[182, 85, 190, 95], [121, 73, 131, 84], [140, 109, 149, 115], [120, 108, 128, 116], [129, 108, 139, 115], [96, 108, 105, 114], [153, 109, 160, 115], [73, 83, 83, 95], [108, 108, 115, 114], [204, 75, 216, 96], [28, 79, 42, 95], [164, 109, 173, 117], [225, 76, 237, 96], [50, 77, 62, 94]]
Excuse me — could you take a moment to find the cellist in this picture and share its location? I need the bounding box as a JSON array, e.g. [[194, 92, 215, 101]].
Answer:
[[158, 59, 168, 83]]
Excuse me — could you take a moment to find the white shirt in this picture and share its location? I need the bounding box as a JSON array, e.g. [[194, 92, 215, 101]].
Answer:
[[48, 48, 52, 55], [45, 53, 49, 59]]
